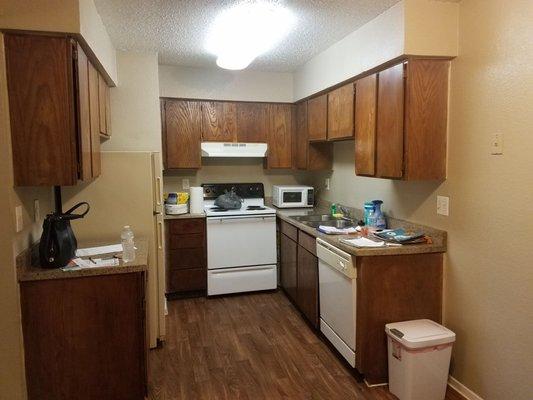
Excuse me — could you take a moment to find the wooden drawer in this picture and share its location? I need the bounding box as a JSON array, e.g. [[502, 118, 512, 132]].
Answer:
[[167, 268, 206, 293], [298, 230, 317, 256], [169, 233, 204, 249], [168, 248, 206, 270], [280, 220, 298, 242], [168, 218, 205, 235]]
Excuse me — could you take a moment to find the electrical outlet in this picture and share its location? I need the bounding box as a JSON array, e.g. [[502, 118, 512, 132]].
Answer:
[[325, 178, 330, 191], [15, 205, 23, 232], [34, 199, 40, 222], [182, 178, 190, 190], [437, 196, 450, 216], [491, 133, 504, 155]]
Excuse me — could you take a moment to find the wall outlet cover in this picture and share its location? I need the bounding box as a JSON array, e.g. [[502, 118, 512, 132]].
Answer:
[[34, 199, 40, 222], [490, 133, 504, 155], [182, 178, 190, 190], [325, 178, 330, 190], [15, 205, 23, 232], [437, 195, 450, 216]]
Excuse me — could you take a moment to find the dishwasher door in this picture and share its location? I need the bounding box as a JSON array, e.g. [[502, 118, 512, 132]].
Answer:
[[317, 239, 357, 366]]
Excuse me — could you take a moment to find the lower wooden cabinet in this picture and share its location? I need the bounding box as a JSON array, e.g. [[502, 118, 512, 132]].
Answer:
[[280, 231, 298, 302], [297, 244, 319, 328], [165, 217, 207, 297], [20, 272, 147, 400]]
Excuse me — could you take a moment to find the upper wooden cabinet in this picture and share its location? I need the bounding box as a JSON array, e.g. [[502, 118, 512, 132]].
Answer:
[[4, 33, 105, 186], [98, 74, 112, 137], [327, 82, 355, 140], [201, 101, 236, 142], [295, 102, 332, 171], [163, 100, 202, 169], [307, 94, 328, 141], [236, 102, 269, 143], [354, 74, 378, 176], [266, 104, 293, 169]]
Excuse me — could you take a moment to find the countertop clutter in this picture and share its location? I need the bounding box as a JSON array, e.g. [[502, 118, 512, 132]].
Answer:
[[16, 238, 148, 282]]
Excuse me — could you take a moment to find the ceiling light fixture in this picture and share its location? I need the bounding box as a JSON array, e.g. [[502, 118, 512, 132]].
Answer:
[[205, 1, 295, 70]]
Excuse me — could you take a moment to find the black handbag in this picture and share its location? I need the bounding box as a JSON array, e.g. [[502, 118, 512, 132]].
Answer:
[[214, 189, 243, 209], [39, 202, 90, 268]]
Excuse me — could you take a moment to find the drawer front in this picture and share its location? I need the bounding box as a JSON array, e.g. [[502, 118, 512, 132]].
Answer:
[[280, 220, 298, 241], [298, 230, 317, 256], [167, 268, 206, 293], [168, 218, 205, 235], [169, 233, 204, 249], [168, 248, 206, 270]]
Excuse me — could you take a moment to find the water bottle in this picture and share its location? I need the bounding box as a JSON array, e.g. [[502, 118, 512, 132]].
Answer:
[[121, 225, 135, 262]]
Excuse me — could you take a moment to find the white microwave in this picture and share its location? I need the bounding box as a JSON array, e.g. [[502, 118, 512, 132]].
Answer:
[[272, 185, 314, 208]]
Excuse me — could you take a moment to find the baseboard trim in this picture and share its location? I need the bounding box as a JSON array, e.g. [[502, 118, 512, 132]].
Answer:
[[448, 376, 484, 400]]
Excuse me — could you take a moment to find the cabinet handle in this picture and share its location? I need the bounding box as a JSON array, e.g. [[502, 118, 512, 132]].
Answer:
[[156, 176, 162, 206], [157, 221, 163, 249]]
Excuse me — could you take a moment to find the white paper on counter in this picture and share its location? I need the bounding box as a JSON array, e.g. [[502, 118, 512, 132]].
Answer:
[[75, 244, 123, 257]]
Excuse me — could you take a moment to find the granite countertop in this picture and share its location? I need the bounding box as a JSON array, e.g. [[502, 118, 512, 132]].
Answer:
[[275, 206, 447, 257], [17, 238, 149, 282], [164, 212, 205, 220]]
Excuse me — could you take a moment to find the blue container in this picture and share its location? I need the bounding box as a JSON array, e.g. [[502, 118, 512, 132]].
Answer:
[[372, 200, 387, 229], [363, 202, 374, 226]]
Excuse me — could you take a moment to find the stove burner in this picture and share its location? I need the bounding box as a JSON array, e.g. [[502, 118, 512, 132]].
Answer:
[[209, 206, 230, 212], [246, 206, 266, 210]]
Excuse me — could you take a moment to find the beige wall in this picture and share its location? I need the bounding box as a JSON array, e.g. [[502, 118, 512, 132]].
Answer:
[[312, 1, 533, 398], [159, 64, 294, 103]]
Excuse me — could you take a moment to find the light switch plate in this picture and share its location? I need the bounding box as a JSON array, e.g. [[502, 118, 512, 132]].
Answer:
[[325, 178, 330, 191], [437, 196, 449, 216], [34, 199, 40, 222], [15, 205, 23, 232], [182, 178, 190, 190], [491, 133, 504, 155]]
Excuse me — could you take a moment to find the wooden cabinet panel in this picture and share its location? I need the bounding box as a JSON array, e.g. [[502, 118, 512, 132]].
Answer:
[[236, 102, 268, 143], [98, 74, 107, 136], [308, 143, 333, 171], [75, 44, 92, 181], [267, 104, 293, 169], [280, 220, 298, 242], [280, 233, 298, 303], [5, 34, 78, 186], [201, 101, 237, 142], [168, 248, 206, 270], [167, 268, 206, 292], [169, 233, 204, 249], [20, 273, 147, 400], [297, 246, 319, 328], [354, 74, 378, 176], [168, 218, 205, 235], [88, 61, 101, 177], [298, 230, 316, 256], [164, 100, 202, 169], [327, 83, 354, 140], [376, 63, 405, 179], [307, 94, 328, 141], [405, 60, 449, 180]]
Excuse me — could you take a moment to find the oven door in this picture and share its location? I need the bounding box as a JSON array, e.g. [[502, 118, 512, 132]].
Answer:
[[207, 215, 276, 270]]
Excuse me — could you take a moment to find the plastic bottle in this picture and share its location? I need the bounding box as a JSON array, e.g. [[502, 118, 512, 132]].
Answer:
[[372, 200, 387, 230], [121, 226, 136, 262], [363, 202, 375, 225]]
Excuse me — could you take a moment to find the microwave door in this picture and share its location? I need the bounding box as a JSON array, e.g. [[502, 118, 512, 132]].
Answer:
[[282, 191, 304, 206]]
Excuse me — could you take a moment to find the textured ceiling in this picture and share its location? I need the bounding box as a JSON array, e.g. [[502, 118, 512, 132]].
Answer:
[[94, 0, 400, 72]]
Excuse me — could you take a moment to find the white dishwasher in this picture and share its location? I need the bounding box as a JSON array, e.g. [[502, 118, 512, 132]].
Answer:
[[316, 238, 357, 367]]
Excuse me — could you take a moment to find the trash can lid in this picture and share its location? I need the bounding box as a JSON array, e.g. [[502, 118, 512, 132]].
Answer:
[[385, 319, 456, 349]]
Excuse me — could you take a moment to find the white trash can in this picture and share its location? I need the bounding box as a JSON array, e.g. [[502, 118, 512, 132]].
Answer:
[[385, 319, 456, 400]]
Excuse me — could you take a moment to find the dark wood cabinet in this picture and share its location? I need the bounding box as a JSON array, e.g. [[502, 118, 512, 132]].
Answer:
[[201, 101, 236, 142], [163, 100, 202, 169], [280, 230, 298, 302], [88, 60, 102, 178], [307, 94, 328, 141], [75, 43, 93, 181], [236, 102, 269, 143], [354, 73, 378, 176], [166, 218, 207, 296], [98, 73, 111, 137], [327, 82, 355, 140], [267, 104, 293, 169], [20, 272, 147, 400]]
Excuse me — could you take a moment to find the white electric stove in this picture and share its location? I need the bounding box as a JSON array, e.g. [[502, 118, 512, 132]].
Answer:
[[202, 183, 277, 296]]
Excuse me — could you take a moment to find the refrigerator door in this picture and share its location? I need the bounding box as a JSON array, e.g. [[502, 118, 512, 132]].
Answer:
[[155, 212, 166, 340], [151, 152, 163, 214]]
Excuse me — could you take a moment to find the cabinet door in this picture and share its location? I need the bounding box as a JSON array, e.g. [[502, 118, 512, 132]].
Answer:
[[267, 104, 293, 169], [307, 94, 328, 141], [98, 73, 108, 136], [88, 61, 101, 177], [201, 101, 237, 142], [327, 83, 354, 140], [280, 233, 298, 302], [236, 102, 268, 142], [354, 74, 377, 176], [75, 44, 93, 181], [164, 100, 202, 169], [376, 63, 404, 178], [295, 102, 308, 170], [297, 245, 319, 328], [5, 34, 78, 186]]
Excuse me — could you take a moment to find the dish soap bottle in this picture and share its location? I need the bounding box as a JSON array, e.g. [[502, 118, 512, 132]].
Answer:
[[372, 200, 387, 230], [121, 225, 136, 262]]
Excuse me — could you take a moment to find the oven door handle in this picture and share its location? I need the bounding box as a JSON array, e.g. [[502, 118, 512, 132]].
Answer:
[[207, 215, 276, 222]]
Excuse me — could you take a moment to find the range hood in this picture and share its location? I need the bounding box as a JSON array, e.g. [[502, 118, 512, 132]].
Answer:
[[201, 142, 268, 158]]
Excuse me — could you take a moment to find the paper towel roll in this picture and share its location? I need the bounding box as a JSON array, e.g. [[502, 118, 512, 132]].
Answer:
[[189, 187, 204, 214]]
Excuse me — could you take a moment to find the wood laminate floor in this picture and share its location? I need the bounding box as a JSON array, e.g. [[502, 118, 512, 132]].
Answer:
[[148, 291, 463, 400]]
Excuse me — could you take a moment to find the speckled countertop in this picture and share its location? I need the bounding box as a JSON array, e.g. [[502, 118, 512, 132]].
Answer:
[[164, 212, 205, 220], [17, 238, 149, 282], [274, 205, 447, 257]]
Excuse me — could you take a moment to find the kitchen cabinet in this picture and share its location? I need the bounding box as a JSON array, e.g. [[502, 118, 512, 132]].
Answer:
[[201, 101, 237, 142], [166, 217, 207, 297], [98, 73, 112, 137], [236, 102, 269, 143], [20, 272, 147, 400], [163, 99, 202, 169], [4, 33, 104, 186], [280, 231, 298, 303], [327, 82, 354, 140], [307, 94, 328, 141], [267, 104, 293, 169], [354, 73, 378, 176], [295, 102, 333, 171]]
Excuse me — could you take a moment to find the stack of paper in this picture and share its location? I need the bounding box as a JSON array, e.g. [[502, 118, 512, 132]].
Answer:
[[340, 237, 386, 248]]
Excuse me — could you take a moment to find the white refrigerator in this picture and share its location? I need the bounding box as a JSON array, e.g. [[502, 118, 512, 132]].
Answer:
[[63, 151, 166, 348]]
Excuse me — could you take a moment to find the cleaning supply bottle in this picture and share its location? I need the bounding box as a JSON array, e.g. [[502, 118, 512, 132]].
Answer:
[[121, 225, 136, 262], [330, 203, 337, 216], [372, 200, 387, 230]]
